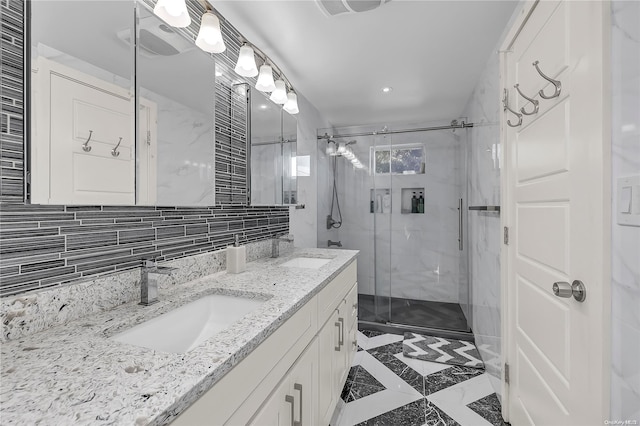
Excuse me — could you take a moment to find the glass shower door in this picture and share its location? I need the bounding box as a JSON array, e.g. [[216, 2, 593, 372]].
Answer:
[[385, 128, 470, 332]]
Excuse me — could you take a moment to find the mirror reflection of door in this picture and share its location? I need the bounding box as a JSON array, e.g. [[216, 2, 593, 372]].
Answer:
[[30, 0, 136, 205], [29, 0, 216, 206]]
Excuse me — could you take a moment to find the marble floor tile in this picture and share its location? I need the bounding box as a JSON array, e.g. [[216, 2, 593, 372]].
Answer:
[[467, 393, 506, 426], [335, 331, 505, 426]]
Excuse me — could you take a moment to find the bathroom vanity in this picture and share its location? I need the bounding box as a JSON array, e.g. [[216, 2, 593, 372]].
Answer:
[[0, 248, 358, 425]]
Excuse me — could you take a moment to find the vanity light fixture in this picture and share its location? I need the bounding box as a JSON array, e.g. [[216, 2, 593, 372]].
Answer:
[[283, 91, 299, 115], [235, 44, 259, 77], [269, 80, 288, 104], [153, 0, 191, 28], [196, 11, 226, 53], [255, 64, 276, 92], [337, 142, 347, 155]]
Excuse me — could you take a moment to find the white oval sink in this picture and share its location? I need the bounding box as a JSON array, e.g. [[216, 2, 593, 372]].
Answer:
[[280, 257, 332, 269], [111, 294, 266, 353]]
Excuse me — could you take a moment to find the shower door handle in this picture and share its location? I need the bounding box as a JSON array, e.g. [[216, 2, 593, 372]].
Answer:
[[458, 198, 463, 251]]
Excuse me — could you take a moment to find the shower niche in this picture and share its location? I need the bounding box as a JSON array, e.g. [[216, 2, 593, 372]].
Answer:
[[369, 188, 391, 213], [401, 187, 425, 214]]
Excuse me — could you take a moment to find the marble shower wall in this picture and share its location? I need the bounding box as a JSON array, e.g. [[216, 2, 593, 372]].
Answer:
[[461, 47, 503, 398], [290, 93, 332, 249], [610, 1, 640, 421]]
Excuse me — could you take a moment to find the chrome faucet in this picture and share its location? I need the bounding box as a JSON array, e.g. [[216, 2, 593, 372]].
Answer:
[[271, 234, 294, 258], [139, 260, 176, 306], [328, 240, 342, 248]]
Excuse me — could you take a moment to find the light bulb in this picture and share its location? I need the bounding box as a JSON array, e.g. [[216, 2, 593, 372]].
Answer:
[[234, 44, 259, 77], [283, 91, 299, 114], [154, 0, 191, 28], [196, 12, 225, 53], [255, 65, 276, 92], [269, 80, 288, 104]]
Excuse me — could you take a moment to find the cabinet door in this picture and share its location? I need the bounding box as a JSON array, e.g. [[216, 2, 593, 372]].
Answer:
[[317, 309, 340, 425], [288, 340, 318, 426], [249, 378, 291, 426]]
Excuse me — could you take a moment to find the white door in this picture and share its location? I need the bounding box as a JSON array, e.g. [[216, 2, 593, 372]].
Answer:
[[502, 1, 610, 425], [35, 58, 135, 205]]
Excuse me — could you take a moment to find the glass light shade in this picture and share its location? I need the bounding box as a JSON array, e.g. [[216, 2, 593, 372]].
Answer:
[[255, 65, 276, 92], [234, 44, 259, 77], [337, 142, 346, 154], [154, 0, 191, 28], [196, 12, 225, 53], [283, 92, 299, 114], [269, 80, 288, 104], [326, 142, 336, 156]]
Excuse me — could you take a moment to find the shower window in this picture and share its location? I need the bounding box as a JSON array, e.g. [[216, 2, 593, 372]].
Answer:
[[371, 143, 425, 175]]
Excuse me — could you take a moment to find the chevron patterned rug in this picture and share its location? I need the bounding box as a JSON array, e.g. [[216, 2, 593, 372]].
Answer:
[[402, 332, 485, 369]]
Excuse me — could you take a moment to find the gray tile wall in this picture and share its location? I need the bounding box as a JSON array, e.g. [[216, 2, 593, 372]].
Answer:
[[0, 0, 289, 297]]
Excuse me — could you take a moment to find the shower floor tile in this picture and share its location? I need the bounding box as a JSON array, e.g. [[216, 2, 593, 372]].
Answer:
[[358, 294, 470, 332], [331, 330, 506, 426]]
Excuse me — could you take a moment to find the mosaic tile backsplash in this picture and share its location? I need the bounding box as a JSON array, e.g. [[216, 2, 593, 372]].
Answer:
[[0, 0, 289, 297]]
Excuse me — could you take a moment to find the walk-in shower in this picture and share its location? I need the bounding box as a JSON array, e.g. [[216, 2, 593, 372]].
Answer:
[[317, 121, 473, 338]]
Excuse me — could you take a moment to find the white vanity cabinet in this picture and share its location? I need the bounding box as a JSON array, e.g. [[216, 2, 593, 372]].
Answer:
[[172, 260, 357, 426]]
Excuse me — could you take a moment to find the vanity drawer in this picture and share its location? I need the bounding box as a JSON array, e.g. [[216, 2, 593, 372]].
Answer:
[[317, 261, 357, 327]]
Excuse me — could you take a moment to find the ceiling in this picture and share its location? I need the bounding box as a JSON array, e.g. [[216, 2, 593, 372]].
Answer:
[[214, 0, 519, 127]]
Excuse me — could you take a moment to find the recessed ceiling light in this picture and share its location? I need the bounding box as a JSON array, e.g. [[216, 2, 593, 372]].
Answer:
[[381, 87, 393, 93]]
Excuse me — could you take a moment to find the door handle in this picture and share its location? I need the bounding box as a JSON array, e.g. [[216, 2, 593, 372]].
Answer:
[[552, 280, 586, 302], [293, 383, 302, 426], [338, 317, 344, 347], [285, 394, 295, 426], [334, 321, 341, 351]]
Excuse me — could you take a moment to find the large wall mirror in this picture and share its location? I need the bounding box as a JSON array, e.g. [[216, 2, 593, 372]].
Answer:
[[250, 86, 298, 205], [28, 0, 296, 207]]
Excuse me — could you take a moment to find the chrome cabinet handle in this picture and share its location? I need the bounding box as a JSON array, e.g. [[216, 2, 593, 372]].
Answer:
[[285, 395, 295, 426], [553, 280, 586, 302], [514, 84, 539, 115], [533, 60, 562, 99], [293, 383, 302, 426], [111, 137, 123, 157], [82, 130, 93, 152], [334, 321, 341, 351], [338, 317, 344, 347]]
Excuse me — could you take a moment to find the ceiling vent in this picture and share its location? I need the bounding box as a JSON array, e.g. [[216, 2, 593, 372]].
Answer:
[[315, 0, 392, 16], [116, 15, 194, 58]]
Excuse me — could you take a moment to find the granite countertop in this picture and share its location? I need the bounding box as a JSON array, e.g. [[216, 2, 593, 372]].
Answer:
[[0, 248, 358, 425]]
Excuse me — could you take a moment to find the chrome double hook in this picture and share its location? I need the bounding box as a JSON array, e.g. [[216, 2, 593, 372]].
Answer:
[[533, 60, 561, 99], [503, 89, 522, 128], [514, 84, 539, 115], [82, 130, 93, 152], [111, 137, 123, 157]]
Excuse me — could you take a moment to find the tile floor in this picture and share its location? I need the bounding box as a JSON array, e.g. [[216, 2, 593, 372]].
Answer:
[[331, 330, 507, 426]]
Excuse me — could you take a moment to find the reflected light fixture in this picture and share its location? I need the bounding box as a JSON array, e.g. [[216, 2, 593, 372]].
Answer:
[[269, 80, 288, 104], [234, 44, 259, 77], [196, 12, 225, 53], [283, 91, 299, 115], [326, 140, 336, 156], [255, 64, 276, 92], [381, 86, 393, 93], [337, 142, 346, 155], [153, 0, 191, 28]]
